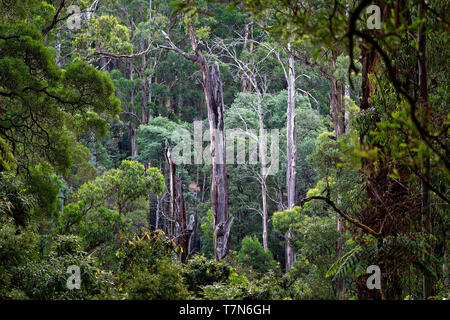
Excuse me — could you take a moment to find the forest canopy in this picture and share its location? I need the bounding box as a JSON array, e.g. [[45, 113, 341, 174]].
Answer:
[[0, 0, 448, 301]]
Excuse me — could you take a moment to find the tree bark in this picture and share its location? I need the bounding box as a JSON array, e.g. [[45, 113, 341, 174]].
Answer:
[[130, 125, 137, 157], [329, 50, 347, 297], [285, 49, 296, 270], [330, 51, 345, 137], [162, 27, 232, 260], [165, 140, 192, 263], [257, 93, 269, 251]]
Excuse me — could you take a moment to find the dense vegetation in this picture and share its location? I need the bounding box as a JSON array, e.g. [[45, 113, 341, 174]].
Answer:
[[0, 0, 448, 300]]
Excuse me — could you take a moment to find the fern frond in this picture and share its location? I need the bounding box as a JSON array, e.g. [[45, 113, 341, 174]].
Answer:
[[326, 245, 361, 279]]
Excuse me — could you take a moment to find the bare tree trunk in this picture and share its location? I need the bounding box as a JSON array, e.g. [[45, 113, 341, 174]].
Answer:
[[261, 183, 269, 251], [344, 84, 350, 131], [141, 81, 148, 124], [162, 27, 232, 260], [208, 63, 233, 261], [155, 194, 160, 229], [257, 93, 269, 251], [330, 83, 345, 136], [247, 24, 254, 92], [165, 141, 192, 263], [130, 126, 137, 157], [240, 23, 254, 93], [162, 163, 170, 236], [241, 24, 249, 93], [148, 0, 152, 20], [56, 31, 62, 67], [147, 73, 152, 120], [360, 47, 379, 111], [330, 51, 346, 136], [201, 171, 206, 203], [330, 50, 346, 298], [129, 62, 138, 157], [285, 49, 296, 270]]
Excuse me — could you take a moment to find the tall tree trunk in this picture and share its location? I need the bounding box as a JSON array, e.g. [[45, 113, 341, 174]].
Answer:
[[360, 47, 379, 112], [162, 27, 232, 260], [141, 81, 148, 124], [207, 63, 233, 261], [165, 140, 192, 263], [147, 73, 152, 120], [285, 49, 296, 270], [129, 62, 138, 157], [330, 50, 346, 298], [140, 52, 148, 124], [344, 84, 351, 131], [257, 93, 269, 251], [261, 183, 269, 251], [330, 52, 345, 137], [130, 125, 137, 157], [241, 24, 254, 93], [56, 31, 62, 67], [148, 0, 152, 20]]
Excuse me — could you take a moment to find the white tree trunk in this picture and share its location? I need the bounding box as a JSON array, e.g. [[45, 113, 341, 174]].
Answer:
[[257, 93, 269, 251], [285, 49, 297, 270]]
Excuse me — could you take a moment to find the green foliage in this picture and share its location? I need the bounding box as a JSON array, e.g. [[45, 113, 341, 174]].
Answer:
[[182, 255, 233, 293], [200, 208, 214, 258], [79, 207, 129, 252], [18, 235, 116, 300], [0, 214, 38, 299], [0, 137, 16, 171], [100, 160, 165, 213], [236, 236, 278, 274], [0, 171, 34, 223], [200, 282, 242, 300], [73, 15, 132, 59], [137, 117, 188, 165], [115, 231, 189, 299], [115, 230, 176, 273], [0, 0, 448, 302], [27, 163, 62, 218], [126, 257, 189, 300], [0, 17, 121, 173]]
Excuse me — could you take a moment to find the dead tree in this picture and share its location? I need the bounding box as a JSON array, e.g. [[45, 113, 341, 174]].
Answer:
[[213, 35, 276, 252], [165, 140, 194, 263], [161, 27, 233, 260]]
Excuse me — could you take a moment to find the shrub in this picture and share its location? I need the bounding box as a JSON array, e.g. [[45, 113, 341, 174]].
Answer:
[[182, 255, 232, 293], [126, 257, 189, 300], [235, 236, 278, 274], [0, 215, 38, 299], [17, 235, 116, 300]]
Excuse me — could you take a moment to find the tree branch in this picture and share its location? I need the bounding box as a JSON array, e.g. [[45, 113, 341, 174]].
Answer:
[[159, 30, 198, 62], [299, 195, 381, 238]]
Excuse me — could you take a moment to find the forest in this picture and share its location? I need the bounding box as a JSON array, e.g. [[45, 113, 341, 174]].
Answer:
[[0, 0, 448, 301]]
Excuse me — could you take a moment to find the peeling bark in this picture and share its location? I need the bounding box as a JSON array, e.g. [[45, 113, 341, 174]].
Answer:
[[162, 27, 232, 260], [165, 140, 193, 263]]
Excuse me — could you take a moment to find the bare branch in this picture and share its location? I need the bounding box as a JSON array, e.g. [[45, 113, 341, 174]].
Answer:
[[159, 30, 198, 62]]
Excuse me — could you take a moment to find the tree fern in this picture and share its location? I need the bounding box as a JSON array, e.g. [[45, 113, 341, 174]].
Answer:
[[325, 245, 362, 279], [326, 234, 438, 281]]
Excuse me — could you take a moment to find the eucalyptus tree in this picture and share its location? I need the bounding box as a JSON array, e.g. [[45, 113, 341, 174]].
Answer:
[[213, 33, 278, 251], [161, 19, 233, 260]]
